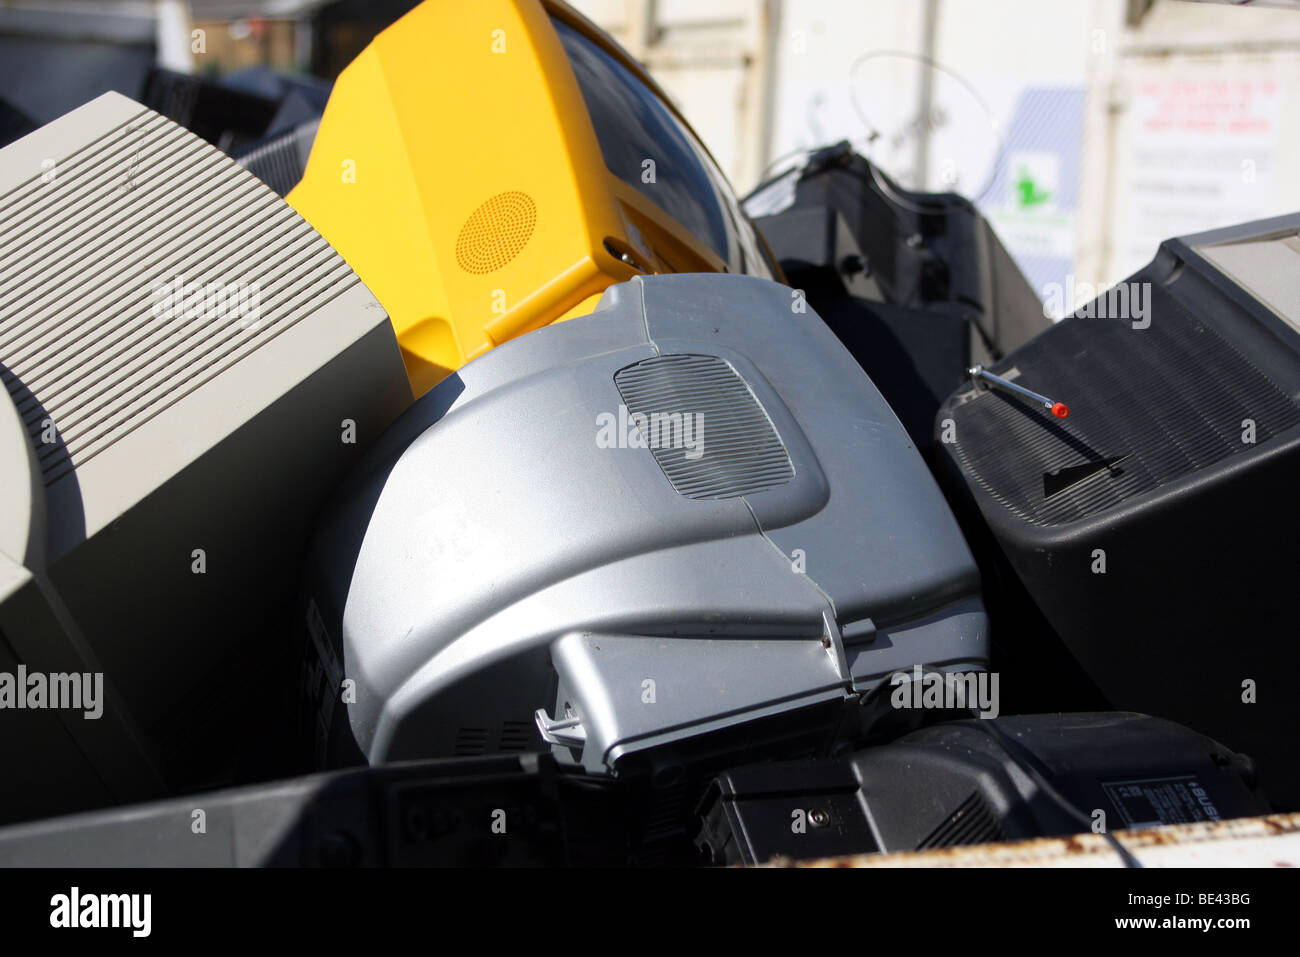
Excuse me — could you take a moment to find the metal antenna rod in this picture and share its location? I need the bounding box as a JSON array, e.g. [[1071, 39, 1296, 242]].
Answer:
[[967, 364, 1069, 418]]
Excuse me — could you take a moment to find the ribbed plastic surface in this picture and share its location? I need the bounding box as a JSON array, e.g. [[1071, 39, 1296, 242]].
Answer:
[[234, 122, 316, 197], [0, 107, 360, 485], [949, 305, 1300, 526], [614, 354, 794, 500], [918, 792, 1006, 849]]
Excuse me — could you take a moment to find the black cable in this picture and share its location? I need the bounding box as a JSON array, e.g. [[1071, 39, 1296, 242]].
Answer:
[[854, 668, 1143, 867], [847, 50, 1006, 209], [969, 717, 1143, 868]]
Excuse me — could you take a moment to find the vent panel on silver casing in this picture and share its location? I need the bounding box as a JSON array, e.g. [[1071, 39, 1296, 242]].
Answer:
[[614, 353, 794, 500]]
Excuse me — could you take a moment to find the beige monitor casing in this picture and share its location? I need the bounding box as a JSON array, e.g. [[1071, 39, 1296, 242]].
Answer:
[[0, 92, 411, 821]]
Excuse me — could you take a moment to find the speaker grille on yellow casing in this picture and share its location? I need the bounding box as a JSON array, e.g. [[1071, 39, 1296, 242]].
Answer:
[[454, 191, 537, 274]]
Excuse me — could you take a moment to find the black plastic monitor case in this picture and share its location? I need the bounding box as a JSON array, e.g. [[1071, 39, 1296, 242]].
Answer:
[[934, 213, 1300, 810]]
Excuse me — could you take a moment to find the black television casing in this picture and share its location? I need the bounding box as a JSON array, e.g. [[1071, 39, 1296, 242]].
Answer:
[[935, 215, 1300, 809]]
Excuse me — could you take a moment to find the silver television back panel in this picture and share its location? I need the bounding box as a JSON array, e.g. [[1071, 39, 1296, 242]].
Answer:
[[307, 273, 988, 777]]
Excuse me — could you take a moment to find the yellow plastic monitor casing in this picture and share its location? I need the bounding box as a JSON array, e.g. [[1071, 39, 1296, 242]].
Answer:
[[288, 0, 777, 397]]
